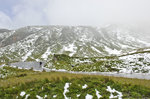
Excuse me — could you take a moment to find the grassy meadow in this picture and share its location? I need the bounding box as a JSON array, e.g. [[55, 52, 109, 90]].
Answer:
[[0, 67, 150, 98]]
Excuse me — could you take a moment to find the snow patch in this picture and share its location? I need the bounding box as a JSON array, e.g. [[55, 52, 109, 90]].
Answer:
[[74, 59, 93, 64], [20, 91, 26, 97], [105, 46, 121, 55], [91, 46, 101, 54], [85, 94, 93, 99], [53, 95, 57, 98], [22, 49, 34, 61], [77, 94, 80, 97], [41, 47, 51, 60], [51, 69, 67, 72], [82, 84, 88, 89], [44, 95, 47, 98], [36, 95, 43, 99], [106, 86, 123, 99], [63, 43, 77, 57], [25, 94, 30, 99], [63, 83, 70, 99], [95, 89, 102, 98]]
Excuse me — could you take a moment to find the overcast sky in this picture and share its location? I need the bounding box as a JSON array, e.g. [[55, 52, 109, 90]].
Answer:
[[0, 0, 150, 29]]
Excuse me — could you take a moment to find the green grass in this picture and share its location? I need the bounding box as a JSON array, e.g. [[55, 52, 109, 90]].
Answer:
[[44, 54, 150, 73], [48, 54, 123, 72], [1, 51, 150, 73], [0, 67, 150, 98]]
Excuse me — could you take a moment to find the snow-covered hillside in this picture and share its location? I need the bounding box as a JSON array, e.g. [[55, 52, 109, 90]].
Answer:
[[0, 25, 149, 63]]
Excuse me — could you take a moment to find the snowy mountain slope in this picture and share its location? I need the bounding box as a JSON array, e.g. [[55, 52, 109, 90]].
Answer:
[[0, 25, 149, 63], [0, 29, 10, 33], [47, 49, 150, 73]]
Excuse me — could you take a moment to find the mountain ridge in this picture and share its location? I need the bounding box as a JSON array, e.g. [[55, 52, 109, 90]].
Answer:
[[0, 25, 149, 63]]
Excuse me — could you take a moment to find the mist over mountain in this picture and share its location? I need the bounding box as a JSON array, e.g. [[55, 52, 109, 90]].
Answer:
[[0, 25, 149, 63], [1, 1, 150, 98]]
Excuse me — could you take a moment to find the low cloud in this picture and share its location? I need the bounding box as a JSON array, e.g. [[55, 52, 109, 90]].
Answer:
[[0, 11, 12, 28], [0, 0, 150, 29]]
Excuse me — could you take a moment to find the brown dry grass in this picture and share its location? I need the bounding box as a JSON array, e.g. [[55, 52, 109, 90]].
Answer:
[[0, 71, 150, 88]]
